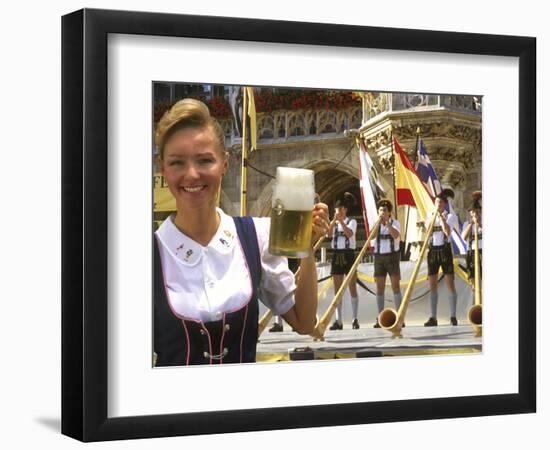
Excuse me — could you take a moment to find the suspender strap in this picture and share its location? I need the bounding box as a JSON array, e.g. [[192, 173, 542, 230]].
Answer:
[[430, 224, 448, 246], [376, 219, 395, 254], [332, 218, 350, 249], [469, 225, 482, 247]]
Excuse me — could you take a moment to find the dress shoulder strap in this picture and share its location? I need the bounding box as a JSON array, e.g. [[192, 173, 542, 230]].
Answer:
[[233, 216, 262, 290]]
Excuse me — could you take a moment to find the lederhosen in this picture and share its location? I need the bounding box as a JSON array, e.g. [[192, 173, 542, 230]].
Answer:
[[331, 218, 355, 275], [154, 216, 261, 366], [466, 225, 482, 280], [427, 224, 454, 276], [373, 219, 401, 278]]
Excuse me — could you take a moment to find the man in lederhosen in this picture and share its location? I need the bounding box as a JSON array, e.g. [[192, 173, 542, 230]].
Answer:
[[370, 199, 403, 328], [461, 191, 482, 297], [424, 189, 459, 327], [328, 192, 359, 330]]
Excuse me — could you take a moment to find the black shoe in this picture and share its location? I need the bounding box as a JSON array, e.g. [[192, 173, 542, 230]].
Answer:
[[352, 319, 360, 330], [329, 321, 343, 330], [401, 322, 406, 328], [269, 322, 283, 332], [424, 317, 438, 327], [373, 319, 381, 328], [450, 317, 458, 326]]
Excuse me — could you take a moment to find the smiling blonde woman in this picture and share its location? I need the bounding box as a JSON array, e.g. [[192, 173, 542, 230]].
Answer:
[[153, 98, 329, 366]]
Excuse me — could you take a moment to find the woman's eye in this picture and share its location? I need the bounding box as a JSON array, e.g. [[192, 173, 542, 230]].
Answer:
[[169, 160, 184, 166], [198, 158, 214, 165]]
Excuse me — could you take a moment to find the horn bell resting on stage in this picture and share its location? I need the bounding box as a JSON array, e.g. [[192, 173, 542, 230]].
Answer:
[[468, 221, 482, 336], [310, 218, 382, 341], [378, 210, 439, 338]]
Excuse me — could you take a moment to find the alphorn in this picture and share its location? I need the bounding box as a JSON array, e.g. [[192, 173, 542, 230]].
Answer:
[[378, 209, 439, 338], [310, 219, 382, 341], [257, 218, 336, 338], [467, 222, 482, 337]]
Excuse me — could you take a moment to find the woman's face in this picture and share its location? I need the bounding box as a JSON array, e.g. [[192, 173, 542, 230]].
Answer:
[[161, 126, 228, 211]]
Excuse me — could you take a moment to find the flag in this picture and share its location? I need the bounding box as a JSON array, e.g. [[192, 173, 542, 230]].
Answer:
[[415, 138, 468, 255], [245, 87, 257, 151], [416, 139, 442, 197], [358, 139, 385, 238], [393, 137, 434, 220], [228, 86, 243, 138]]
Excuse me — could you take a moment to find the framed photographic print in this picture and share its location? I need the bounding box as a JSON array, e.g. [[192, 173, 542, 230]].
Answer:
[[62, 8, 536, 442]]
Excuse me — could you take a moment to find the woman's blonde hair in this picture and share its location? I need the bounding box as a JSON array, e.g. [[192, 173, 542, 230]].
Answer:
[[155, 98, 225, 159]]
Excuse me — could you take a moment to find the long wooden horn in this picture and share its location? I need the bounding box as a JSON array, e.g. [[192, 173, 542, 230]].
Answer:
[[257, 217, 336, 337], [468, 222, 482, 336], [310, 218, 382, 341], [378, 209, 439, 338]]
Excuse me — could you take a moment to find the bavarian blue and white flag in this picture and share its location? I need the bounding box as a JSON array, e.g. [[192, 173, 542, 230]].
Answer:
[[416, 139, 468, 255]]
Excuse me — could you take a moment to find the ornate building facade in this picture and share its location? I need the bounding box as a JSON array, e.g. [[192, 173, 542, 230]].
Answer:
[[219, 92, 481, 226], [153, 86, 481, 241]]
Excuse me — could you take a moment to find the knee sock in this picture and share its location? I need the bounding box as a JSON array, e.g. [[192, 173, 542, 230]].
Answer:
[[393, 292, 403, 312], [351, 296, 359, 320], [335, 302, 343, 324], [430, 292, 438, 318], [449, 292, 458, 318], [376, 294, 385, 313], [274, 315, 282, 325]]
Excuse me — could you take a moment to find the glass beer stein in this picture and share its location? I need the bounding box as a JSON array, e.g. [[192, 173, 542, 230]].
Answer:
[[269, 167, 315, 258]]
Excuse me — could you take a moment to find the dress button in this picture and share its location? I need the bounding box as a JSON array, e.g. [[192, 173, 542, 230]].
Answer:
[[224, 324, 231, 332], [200, 329, 206, 335], [203, 351, 209, 358]]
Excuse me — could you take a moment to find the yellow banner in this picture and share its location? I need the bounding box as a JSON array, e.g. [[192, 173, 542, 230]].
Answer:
[[246, 87, 257, 151]]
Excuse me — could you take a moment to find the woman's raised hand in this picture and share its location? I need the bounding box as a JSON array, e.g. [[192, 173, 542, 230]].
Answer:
[[311, 203, 330, 245]]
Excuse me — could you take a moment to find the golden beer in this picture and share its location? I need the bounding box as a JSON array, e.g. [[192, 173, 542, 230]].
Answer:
[[268, 167, 315, 258], [269, 209, 313, 258]]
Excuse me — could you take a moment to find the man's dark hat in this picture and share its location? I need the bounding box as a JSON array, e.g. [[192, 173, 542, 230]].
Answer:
[[467, 191, 482, 211], [335, 191, 357, 209], [436, 188, 455, 202], [376, 199, 393, 212]]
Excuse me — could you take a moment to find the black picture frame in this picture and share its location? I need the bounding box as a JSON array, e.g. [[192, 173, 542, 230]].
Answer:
[[61, 8, 536, 442]]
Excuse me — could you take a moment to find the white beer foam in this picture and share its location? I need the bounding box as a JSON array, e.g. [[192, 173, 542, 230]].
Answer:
[[272, 167, 315, 211]]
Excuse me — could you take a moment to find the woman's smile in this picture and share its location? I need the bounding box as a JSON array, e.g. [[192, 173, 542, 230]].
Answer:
[[182, 185, 207, 193], [161, 127, 228, 210]]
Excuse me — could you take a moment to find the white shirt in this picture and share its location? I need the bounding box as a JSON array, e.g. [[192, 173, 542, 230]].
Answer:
[[155, 209, 296, 322], [462, 221, 483, 250], [331, 218, 357, 250], [371, 219, 401, 254], [428, 212, 458, 247]]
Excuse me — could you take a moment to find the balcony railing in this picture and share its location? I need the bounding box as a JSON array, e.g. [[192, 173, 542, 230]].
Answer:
[[219, 106, 363, 145], [362, 93, 482, 122]]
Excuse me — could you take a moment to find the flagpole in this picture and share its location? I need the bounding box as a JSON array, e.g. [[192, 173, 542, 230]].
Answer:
[[390, 128, 398, 222], [240, 87, 249, 216], [403, 127, 421, 256]]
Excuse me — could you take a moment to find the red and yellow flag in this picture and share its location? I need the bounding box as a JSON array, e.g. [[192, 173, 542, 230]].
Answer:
[[393, 137, 434, 219]]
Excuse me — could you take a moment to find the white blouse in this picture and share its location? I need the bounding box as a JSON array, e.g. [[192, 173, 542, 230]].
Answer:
[[155, 209, 296, 322]]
